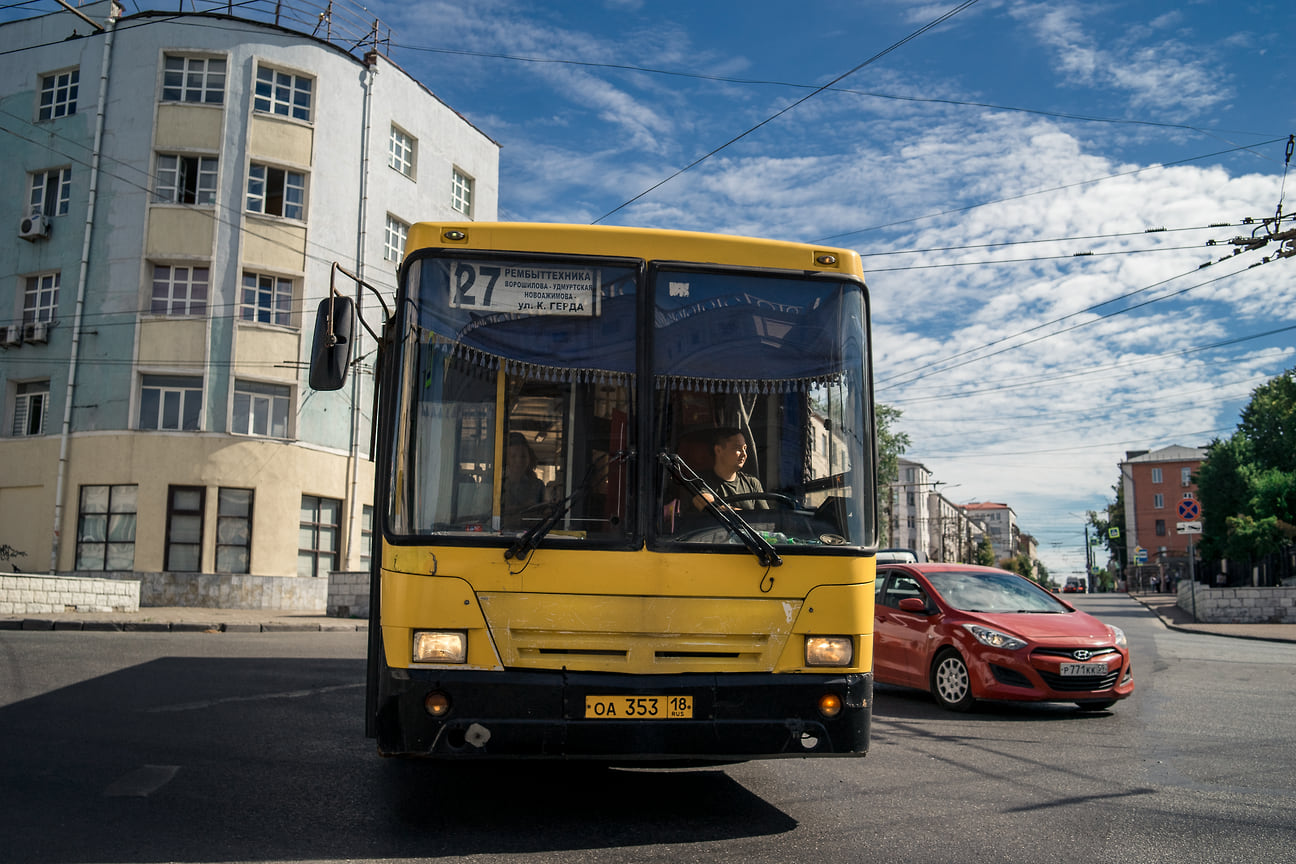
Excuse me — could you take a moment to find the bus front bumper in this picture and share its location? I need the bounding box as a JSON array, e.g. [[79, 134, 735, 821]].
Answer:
[[375, 669, 871, 761]]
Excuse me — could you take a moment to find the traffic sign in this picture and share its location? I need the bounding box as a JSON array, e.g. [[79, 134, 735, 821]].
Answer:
[[1177, 521, 1202, 534], [1134, 546, 1148, 564], [1108, 527, 1120, 539], [1178, 499, 1200, 520]]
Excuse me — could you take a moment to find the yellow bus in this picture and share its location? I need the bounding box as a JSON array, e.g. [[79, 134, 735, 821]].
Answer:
[[311, 222, 878, 762]]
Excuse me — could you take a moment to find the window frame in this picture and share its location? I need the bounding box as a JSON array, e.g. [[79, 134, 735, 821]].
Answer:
[[231, 379, 292, 438], [165, 485, 205, 572], [450, 167, 473, 217], [23, 272, 60, 325], [384, 214, 408, 263], [139, 374, 203, 431], [149, 262, 210, 317], [11, 380, 50, 437], [75, 484, 138, 571], [38, 68, 79, 120], [154, 153, 219, 205], [253, 64, 313, 122], [299, 494, 341, 578], [161, 53, 226, 104], [29, 167, 71, 217], [239, 270, 296, 327], [388, 125, 416, 177], [246, 162, 306, 220], [215, 487, 254, 574]]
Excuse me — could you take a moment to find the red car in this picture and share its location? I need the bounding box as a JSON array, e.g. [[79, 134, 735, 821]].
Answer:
[[873, 563, 1133, 711]]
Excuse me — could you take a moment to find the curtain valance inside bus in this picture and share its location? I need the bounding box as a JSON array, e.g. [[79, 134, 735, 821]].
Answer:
[[414, 260, 638, 376], [653, 272, 858, 386]]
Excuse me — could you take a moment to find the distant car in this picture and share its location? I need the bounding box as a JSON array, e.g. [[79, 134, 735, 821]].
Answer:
[[873, 563, 1133, 711], [1063, 579, 1086, 593], [876, 548, 919, 564]]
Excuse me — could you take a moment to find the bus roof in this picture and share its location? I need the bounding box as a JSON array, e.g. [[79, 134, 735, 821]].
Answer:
[[404, 222, 865, 280]]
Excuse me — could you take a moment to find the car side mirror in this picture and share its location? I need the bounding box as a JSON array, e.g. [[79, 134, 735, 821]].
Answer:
[[309, 295, 354, 391], [898, 597, 929, 613]]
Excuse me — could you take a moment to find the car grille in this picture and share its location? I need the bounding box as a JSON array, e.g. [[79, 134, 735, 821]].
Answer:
[[1036, 669, 1121, 691], [1031, 647, 1120, 661], [990, 664, 1034, 689]]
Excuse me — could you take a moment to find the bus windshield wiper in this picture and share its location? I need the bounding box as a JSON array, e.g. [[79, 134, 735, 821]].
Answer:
[[505, 450, 632, 562], [658, 450, 782, 568]]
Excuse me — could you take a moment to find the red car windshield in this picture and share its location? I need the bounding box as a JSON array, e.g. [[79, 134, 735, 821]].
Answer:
[[925, 570, 1070, 614]]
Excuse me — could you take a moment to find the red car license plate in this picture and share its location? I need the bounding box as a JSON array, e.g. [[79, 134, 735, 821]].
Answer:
[[1060, 661, 1108, 676]]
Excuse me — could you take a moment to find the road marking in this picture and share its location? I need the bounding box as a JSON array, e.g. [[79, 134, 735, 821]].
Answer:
[[104, 764, 179, 797]]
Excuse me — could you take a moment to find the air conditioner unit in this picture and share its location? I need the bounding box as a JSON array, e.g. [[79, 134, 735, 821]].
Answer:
[[0, 325, 22, 348], [23, 321, 49, 344], [19, 213, 50, 240]]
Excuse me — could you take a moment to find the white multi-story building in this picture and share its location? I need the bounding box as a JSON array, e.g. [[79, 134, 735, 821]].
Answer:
[[0, 1, 499, 607]]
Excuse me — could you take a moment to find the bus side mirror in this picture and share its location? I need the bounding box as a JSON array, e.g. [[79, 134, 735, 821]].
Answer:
[[309, 295, 354, 391]]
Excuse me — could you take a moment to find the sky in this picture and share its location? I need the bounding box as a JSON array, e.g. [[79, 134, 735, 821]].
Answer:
[[8, 0, 1296, 578], [358, 0, 1294, 578]]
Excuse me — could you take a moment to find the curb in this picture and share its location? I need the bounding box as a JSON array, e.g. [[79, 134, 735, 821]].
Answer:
[[0, 618, 367, 633]]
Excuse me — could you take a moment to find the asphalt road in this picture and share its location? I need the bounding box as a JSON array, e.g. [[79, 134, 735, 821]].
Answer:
[[1, 594, 1293, 864]]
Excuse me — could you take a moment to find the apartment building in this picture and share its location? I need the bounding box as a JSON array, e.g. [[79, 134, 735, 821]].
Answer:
[[960, 501, 1017, 562], [0, 1, 499, 606], [1119, 445, 1206, 585]]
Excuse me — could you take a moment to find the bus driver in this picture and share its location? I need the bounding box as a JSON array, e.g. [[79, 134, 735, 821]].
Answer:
[[688, 427, 769, 512]]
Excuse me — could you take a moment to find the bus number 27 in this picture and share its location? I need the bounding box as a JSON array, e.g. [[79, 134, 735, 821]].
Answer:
[[453, 263, 501, 307]]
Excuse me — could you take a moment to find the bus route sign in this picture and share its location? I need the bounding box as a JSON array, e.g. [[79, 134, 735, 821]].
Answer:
[[449, 260, 599, 317]]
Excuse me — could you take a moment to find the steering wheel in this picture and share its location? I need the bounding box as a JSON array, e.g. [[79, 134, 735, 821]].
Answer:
[[722, 492, 798, 509]]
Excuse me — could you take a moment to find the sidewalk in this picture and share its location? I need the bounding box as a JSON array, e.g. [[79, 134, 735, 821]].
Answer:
[[1128, 592, 1296, 644], [0, 605, 366, 633]]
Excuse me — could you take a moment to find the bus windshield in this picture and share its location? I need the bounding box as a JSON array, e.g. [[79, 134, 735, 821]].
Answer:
[[388, 251, 873, 552], [653, 266, 872, 550]]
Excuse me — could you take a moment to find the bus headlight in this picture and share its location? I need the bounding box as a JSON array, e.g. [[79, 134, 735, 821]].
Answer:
[[413, 631, 467, 663], [805, 636, 853, 667]]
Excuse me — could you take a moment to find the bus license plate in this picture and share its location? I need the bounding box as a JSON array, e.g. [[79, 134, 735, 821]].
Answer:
[[584, 695, 693, 719], [1060, 662, 1108, 676]]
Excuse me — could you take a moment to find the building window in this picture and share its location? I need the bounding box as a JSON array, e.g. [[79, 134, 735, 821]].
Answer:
[[1155, 519, 1166, 537], [384, 214, 408, 263], [29, 168, 71, 217], [299, 495, 341, 578], [1153, 494, 1164, 509], [246, 163, 305, 219], [389, 125, 416, 177], [360, 504, 373, 570], [150, 264, 209, 316], [253, 65, 312, 121], [1181, 467, 1192, 486], [165, 485, 205, 572], [240, 271, 294, 326], [215, 488, 253, 574], [451, 168, 473, 217], [12, 380, 49, 437], [155, 154, 218, 205], [38, 69, 78, 119], [232, 380, 291, 438], [23, 272, 60, 325], [139, 374, 202, 431], [162, 54, 226, 104], [1150, 467, 1162, 484], [76, 484, 137, 571]]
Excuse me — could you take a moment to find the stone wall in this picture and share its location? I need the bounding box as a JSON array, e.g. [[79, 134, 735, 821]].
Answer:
[[327, 570, 370, 619], [87, 571, 327, 611], [1177, 582, 1296, 623], [0, 574, 140, 614]]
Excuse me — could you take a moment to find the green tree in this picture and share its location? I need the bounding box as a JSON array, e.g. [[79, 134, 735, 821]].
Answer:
[[1238, 370, 1296, 473], [974, 535, 995, 566], [1197, 368, 1296, 564], [875, 403, 911, 546]]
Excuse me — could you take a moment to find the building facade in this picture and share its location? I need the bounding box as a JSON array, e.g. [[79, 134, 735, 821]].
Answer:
[[960, 501, 1017, 562], [1119, 445, 1206, 588], [0, 2, 499, 605]]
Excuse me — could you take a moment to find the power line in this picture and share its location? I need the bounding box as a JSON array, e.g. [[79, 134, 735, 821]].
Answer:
[[591, 0, 984, 224]]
